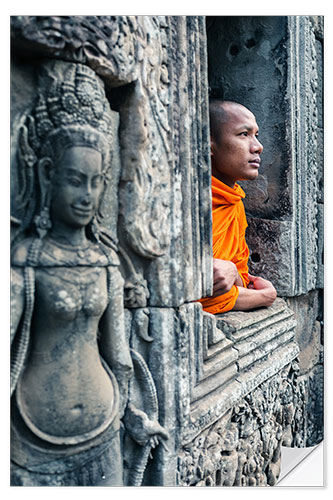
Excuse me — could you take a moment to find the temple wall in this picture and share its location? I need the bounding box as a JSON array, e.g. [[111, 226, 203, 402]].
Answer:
[[10, 15, 322, 486]]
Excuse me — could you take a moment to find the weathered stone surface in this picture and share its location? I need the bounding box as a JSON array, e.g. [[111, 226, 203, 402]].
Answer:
[[176, 300, 299, 445], [246, 218, 294, 295], [246, 212, 322, 297], [143, 16, 212, 306], [290, 364, 324, 448], [285, 291, 322, 372], [124, 307, 178, 486], [285, 292, 323, 447], [121, 300, 300, 486], [11, 15, 213, 311], [178, 361, 299, 486], [11, 16, 144, 87], [316, 203, 324, 289]]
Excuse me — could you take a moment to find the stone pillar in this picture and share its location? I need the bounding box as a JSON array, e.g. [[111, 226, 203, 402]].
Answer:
[[207, 15, 324, 447], [10, 15, 212, 486]]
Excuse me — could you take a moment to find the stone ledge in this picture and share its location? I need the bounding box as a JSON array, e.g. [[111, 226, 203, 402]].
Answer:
[[215, 298, 294, 336], [178, 299, 299, 445], [184, 342, 299, 445]]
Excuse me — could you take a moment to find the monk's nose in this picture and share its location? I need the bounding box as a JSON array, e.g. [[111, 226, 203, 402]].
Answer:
[[251, 137, 263, 154]]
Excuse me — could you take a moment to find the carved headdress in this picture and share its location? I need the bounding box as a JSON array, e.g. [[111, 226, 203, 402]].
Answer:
[[16, 62, 116, 233]]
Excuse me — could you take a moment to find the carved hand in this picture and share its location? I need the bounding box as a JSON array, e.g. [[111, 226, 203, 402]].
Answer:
[[123, 403, 169, 447]]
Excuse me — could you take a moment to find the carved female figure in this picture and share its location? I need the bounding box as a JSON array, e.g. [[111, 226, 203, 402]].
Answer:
[[10, 62, 167, 486]]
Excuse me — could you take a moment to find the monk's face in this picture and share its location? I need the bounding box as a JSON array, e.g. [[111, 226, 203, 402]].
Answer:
[[211, 104, 263, 188]]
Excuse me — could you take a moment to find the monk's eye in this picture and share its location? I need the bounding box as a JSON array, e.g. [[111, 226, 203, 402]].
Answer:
[[238, 131, 248, 136]]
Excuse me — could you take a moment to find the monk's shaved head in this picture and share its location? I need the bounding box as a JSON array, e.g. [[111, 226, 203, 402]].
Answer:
[[209, 99, 248, 144]]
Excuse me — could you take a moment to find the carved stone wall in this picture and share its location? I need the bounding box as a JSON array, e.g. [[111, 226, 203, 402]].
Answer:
[[11, 15, 213, 487], [178, 362, 298, 486], [122, 299, 300, 486], [11, 15, 310, 487], [11, 16, 212, 309], [174, 300, 299, 486], [206, 15, 324, 450]]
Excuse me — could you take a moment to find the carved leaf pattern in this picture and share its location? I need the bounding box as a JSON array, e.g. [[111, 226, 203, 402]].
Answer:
[[11, 16, 138, 84]]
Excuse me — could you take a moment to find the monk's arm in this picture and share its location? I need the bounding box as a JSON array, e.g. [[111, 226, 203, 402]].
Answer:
[[212, 258, 244, 297], [233, 274, 277, 311]]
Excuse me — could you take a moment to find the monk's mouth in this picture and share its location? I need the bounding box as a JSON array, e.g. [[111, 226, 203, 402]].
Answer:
[[249, 160, 260, 167]]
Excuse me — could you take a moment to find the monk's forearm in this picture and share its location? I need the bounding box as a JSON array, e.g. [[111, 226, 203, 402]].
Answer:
[[233, 285, 276, 311]]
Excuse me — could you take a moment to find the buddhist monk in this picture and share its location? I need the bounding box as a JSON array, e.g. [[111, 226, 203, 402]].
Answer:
[[200, 99, 277, 314]]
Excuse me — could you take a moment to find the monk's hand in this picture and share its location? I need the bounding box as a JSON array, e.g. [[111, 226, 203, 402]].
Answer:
[[247, 274, 277, 306], [212, 259, 241, 297]]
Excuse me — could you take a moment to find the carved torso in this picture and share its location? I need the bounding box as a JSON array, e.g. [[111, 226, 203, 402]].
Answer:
[[12, 237, 119, 445]]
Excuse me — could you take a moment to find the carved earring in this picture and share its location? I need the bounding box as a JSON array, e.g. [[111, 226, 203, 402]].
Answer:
[[34, 204, 52, 239], [30, 196, 51, 266]]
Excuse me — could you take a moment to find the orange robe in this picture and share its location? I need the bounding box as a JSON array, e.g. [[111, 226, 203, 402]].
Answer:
[[200, 176, 250, 314]]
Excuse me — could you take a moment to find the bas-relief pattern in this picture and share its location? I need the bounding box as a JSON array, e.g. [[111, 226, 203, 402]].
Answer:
[[11, 15, 213, 304], [11, 16, 174, 306], [11, 16, 147, 85], [10, 15, 212, 487], [10, 59, 169, 487], [178, 362, 299, 486]]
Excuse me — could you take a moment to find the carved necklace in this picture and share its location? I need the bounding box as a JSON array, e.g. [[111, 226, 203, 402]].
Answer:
[[39, 236, 110, 267]]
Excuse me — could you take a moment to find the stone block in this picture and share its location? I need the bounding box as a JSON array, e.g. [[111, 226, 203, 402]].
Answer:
[[285, 291, 322, 372], [246, 217, 295, 296]]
